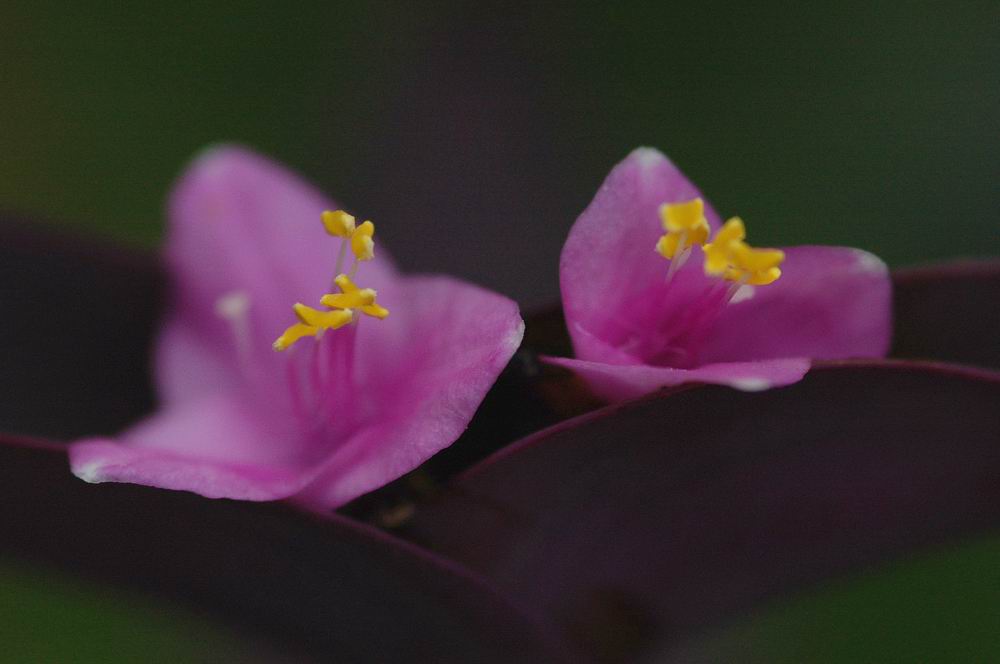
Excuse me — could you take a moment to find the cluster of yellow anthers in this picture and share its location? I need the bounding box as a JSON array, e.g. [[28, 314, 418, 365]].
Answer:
[[656, 198, 784, 286], [272, 210, 389, 351]]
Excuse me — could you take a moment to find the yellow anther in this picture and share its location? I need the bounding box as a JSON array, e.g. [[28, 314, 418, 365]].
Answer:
[[320, 288, 376, 310], [273, 305, 354, 351], [359, 302, 390, 319], [273, 323, 318, 351], [661, 198, 709, 234], [656, 198, 710, 259], [330, 274, 390, 319], [703, 217, 784, 286], [322, 210, 356, 238], [274, 213, 388, 351], [334, 273, 360, 293], [729, 242, 784, 285], [293, 303, 354, 330], [351, 221, 375, 261], [703, 218, 746, 276]]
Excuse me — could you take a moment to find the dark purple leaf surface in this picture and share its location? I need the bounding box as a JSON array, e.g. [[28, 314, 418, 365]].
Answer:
[[0, 218, 162, 437], [891, 260, 1000, 370], [0, 437, 564, 663], [404, 363, 1000, 661]]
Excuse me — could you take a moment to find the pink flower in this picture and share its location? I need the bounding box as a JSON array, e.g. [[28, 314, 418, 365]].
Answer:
[[69, 146, 524, 510], [546, 148, 891, 401]]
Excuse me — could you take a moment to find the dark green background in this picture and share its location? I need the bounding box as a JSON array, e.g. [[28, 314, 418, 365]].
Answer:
[[1, 2, 996, 306], [1, 2, 998, 659]]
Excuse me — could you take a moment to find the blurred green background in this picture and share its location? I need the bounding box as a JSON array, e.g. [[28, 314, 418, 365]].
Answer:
[[1, 2, 996, 307], [1, 1, 998, 660], [0, 558, 288, 662]]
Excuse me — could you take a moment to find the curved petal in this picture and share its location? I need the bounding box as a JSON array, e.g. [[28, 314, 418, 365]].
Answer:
[[566, 319, 644, 366], [69, 393, 321, 501], [292, 275, 525, 509], [544, 355, 810, 402], [560, 148, 721, 360], [697, 246, 892, 364], [160, 145, 399, 404]]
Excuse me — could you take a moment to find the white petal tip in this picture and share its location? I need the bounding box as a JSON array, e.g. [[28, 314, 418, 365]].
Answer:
[[851, 249, 889, 275], [729, 377, 772, 392], [72, 461, 107, 484], [506, 319, 526, 354], [630, 147, 672, 170]]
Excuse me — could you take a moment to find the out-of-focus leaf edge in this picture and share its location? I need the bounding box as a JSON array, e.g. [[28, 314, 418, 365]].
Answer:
[[891, 259, 1000, 370], [0, 435, 568, 663], [405, 361, 1000, 661]]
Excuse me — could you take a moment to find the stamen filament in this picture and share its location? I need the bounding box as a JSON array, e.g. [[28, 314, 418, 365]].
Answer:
[[724, 275, 750, 305], [334, 238, 348, 282], [664, 233, 690, 285]]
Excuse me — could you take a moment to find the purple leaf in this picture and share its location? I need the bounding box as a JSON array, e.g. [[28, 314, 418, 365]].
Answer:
[[0, 218, 162, 437], [891, 260, 1000, 370], [0, 436, 565, 662], [404, 362, 1000, 660]]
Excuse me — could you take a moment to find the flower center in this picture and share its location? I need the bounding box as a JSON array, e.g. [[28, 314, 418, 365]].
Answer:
[[273, 210, 389, 351], [639, 199, 786, 367], [702, 217, 784, 287], [209, 210, 389, 441]]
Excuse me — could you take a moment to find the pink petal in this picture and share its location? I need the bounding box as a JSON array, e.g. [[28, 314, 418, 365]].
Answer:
[[697, 246, 892, 364], [160, 145, 399, 404], [560, 148, 721, 361], [155, 316, 241, 405], [69, 393, 322, 500], [292, 276, 524, 510], [565, 320, 644, 366], [544, 355, 811, 403]]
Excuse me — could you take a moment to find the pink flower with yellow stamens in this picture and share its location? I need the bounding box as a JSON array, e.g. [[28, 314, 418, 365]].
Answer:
[[546, 148, 892, 401], [69, 146, 523, 511]]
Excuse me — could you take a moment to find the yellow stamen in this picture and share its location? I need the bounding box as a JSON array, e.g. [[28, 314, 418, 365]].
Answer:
[[329, 274, 390, 319], [293, 304, 354, 330], [351, 221, 375, 261], [703, 218, 746, 275], [273, 211, 389, 351], [656, 198, 710, 259], [703, 217, 784, 286], [320, 288, 376, 310], [321, 210, 356, 238], [273, 322, 318, 351], [273, 305, 354, 352]]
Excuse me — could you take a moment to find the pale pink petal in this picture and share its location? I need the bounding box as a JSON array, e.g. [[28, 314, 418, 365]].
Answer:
[[69, 393, 322, 500], [291, 276, 524, 510], [160, 145, 399, 403], [697, 246, 892, 364], [544, 355, 810, 403], [560, 148, 721, 361], [155, 317, 241, 405]]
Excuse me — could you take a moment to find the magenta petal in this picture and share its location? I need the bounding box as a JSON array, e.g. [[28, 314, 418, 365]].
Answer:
[[160, 145, 399, 402], [69, 394, 317, 500], [697, 246, 892, 364], [292, 276, 524, 510], [560, 148, 721, 354], [544, 355, 810, 402]]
